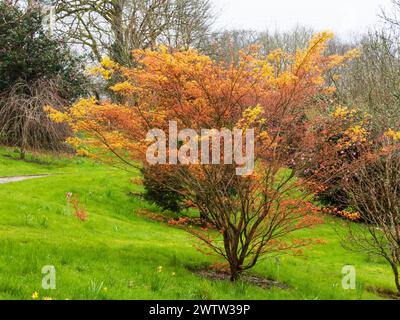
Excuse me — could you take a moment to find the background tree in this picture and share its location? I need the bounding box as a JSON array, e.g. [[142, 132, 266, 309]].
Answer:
[[341, 139, 400, 293], [304, 0, 400, 209], [334, 31, 400, 131], [53, 0, 214, 65], [0, 1, 87, 157], [381, 0, 400, 32], [201, 26, 314, 64]]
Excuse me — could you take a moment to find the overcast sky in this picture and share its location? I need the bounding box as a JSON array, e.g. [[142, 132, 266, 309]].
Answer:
[[212, 0, 392, 38]]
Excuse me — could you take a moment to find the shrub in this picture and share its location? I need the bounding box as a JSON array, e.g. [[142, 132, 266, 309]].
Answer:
[[301, 106, 373, 210], [142, 165, 185, 213], [0, 79, 72, 158], [341, 138, 400, 293], [0, 1, 87, 156]]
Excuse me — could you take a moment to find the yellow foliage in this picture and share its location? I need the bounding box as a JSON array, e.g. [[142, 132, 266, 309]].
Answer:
[[70, 97, 98, 118], [44, 106, 71, 123], [76, 149, 90, 157], [294, 31, 334, 72], [66, 137, 82, 148], [87, 56, 118, 80], [239, 104, 265, 129], [333, 106, 350, 119], [384, 129, 400, 141], [100, 56, 118, 69], [110, 81, 136, 94], [344, 125, 368, 144]]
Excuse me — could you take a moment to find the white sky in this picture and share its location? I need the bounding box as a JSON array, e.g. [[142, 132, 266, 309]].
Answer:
[[212, 0, 392, 38]]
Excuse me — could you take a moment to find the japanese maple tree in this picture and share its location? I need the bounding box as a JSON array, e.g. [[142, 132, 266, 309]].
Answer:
[[47, 32, 358, 280]]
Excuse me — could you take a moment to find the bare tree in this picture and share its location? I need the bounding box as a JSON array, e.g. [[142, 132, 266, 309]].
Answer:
[[334, 30, 400, 131], [201, 26, 315, 64], [53, 0, 214, 65], [163, 0, 214, 50], [257, 25, 314, 54], [341, 147, 400, 293], [381, 0, 400, 33], [200, 29, 259, 63]]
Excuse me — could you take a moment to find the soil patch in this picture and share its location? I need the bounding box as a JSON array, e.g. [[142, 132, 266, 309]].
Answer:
[[194, 269, 289, 290]]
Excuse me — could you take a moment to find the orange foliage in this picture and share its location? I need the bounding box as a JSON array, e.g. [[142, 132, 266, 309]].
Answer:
[[47, 32, 358, 169], [66, 193, 88, 222]]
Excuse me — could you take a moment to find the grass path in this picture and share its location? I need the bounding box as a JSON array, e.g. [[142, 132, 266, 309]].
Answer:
[[0, 147, 396, 300]]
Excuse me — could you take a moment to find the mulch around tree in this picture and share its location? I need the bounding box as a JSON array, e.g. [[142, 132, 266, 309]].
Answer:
[[193, 269, 289, 290]]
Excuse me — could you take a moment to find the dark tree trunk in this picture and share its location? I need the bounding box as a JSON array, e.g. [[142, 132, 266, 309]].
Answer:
[[229, 263, 243, 282], [390, 262, 400, 293], [200, 211, 208, 221], [20, 147, 26, 160]]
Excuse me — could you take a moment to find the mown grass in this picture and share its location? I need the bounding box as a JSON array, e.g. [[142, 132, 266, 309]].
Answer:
[[0, 146, 396, 300], [0, 147, 91, 177]]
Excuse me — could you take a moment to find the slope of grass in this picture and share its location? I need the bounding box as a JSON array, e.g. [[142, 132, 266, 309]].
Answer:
[[0, 147, 93, 177], [0, 146, 396, 300]]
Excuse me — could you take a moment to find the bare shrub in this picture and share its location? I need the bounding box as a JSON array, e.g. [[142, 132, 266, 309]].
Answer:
[[342, 146, 400, 293], [0, 79, 71, 159]]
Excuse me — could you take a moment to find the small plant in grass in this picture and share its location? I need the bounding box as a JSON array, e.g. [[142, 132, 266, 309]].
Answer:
[[24, 212, 35, 226], [66, 192, 88, 222], [149, 266, 168, 292], [39, 216, 49, 229], [89, 280, 106, 299]]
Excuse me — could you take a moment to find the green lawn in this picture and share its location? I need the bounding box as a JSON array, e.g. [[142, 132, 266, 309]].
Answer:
[[0, 146, 396, 300]]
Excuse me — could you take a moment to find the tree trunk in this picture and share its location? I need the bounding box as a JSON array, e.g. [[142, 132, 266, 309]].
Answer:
[[229, 264, 243, 282], [390, 262, 400, 293], [20, 147, 26, 160], [21, 121, 28, 160], [200, 211, 208, 221]]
